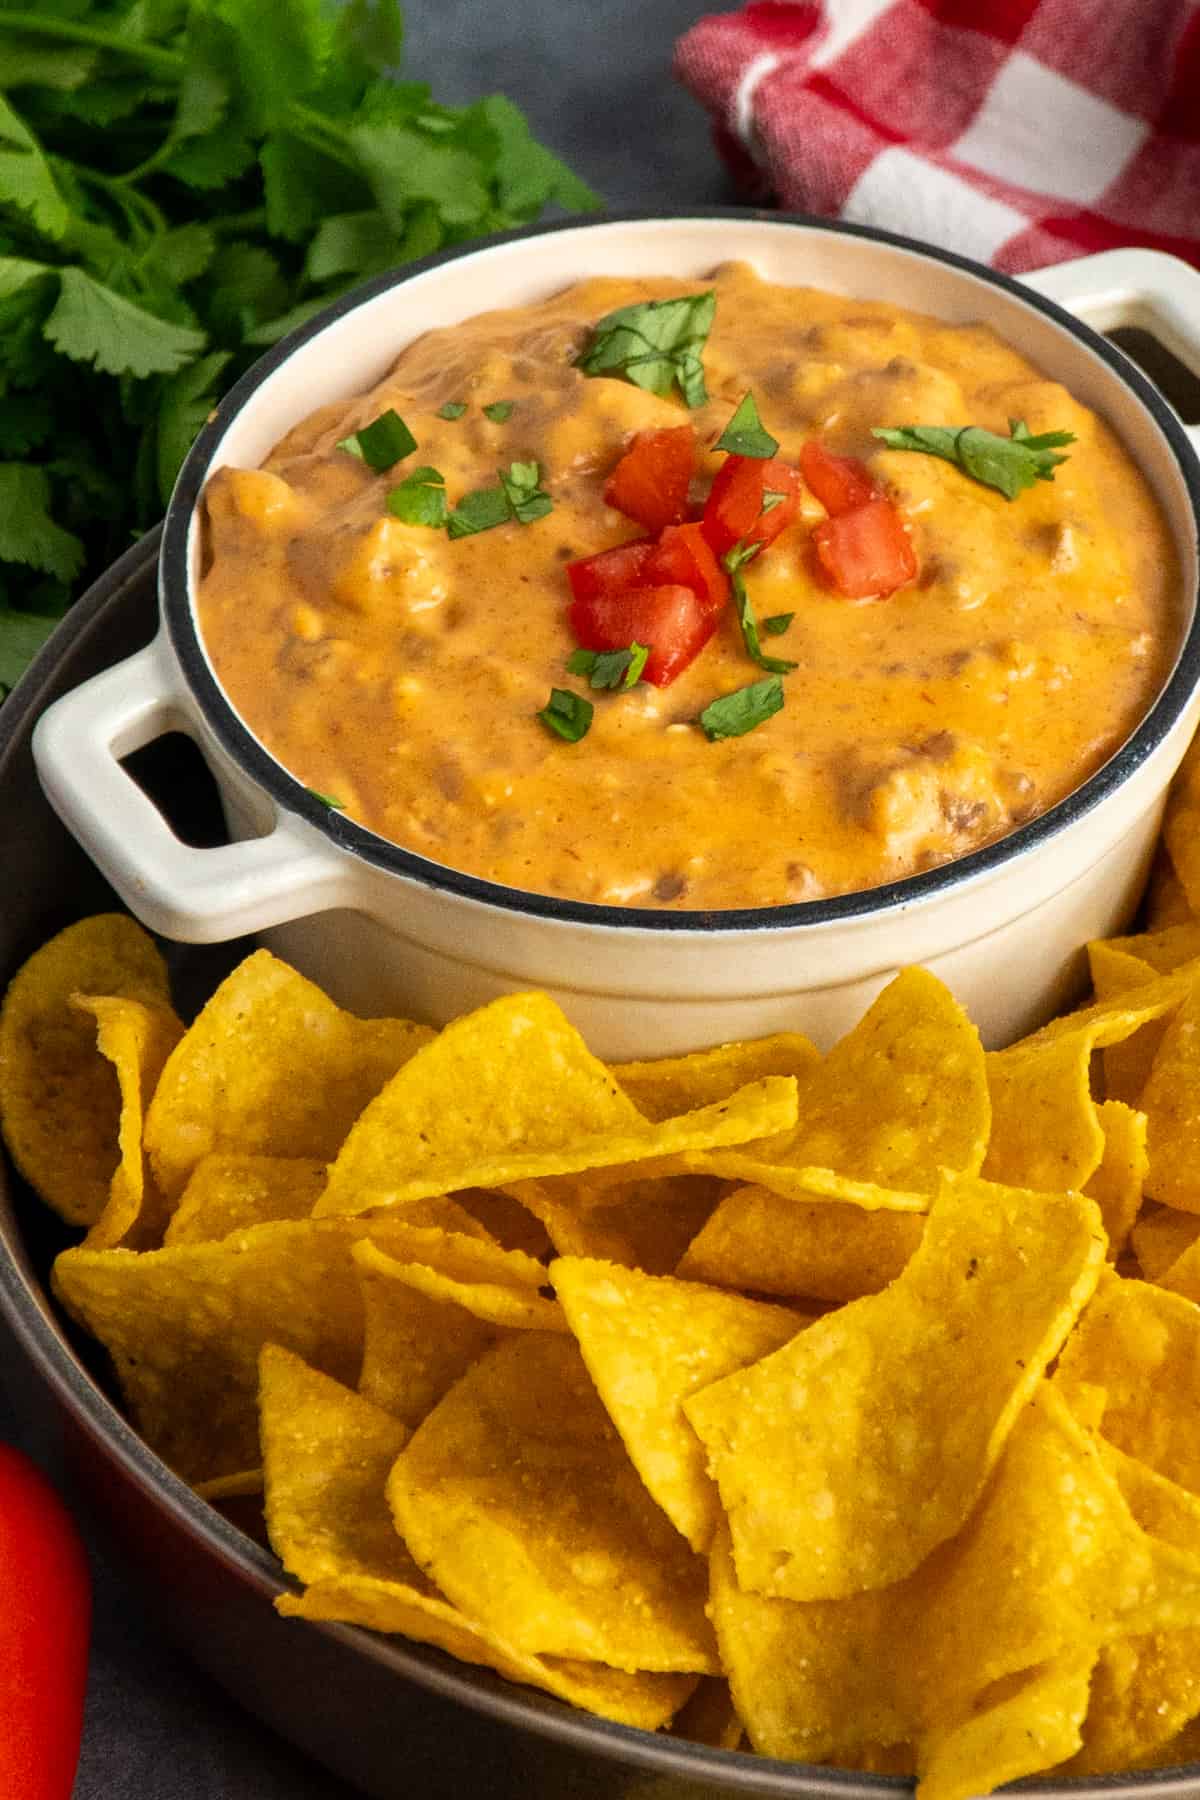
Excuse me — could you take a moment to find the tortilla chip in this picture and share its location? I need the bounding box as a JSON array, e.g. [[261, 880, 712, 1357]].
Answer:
[[983, 991, 1175, 1193], [676, 1184, 924, 1303], [260, 1346, 694, 1730], [917, 1653, 1096, 1800], [315, 992, 798, 1217], [1055, 1271, 1200, 1494], [686, 968, 989, 1204], [446, 1187, 552, 1257], [510, 1174, 723, 1274], [144, 950, 433, 1199], [0, 915, 171, 1224], [1143, 849, 1193, 930], [163, 1155, 330, 1245], [1085, 1100, 1149, 1260], [611, 1033, 820, 1121], [670, 1678, 746, 1750], [1164, 731, 1200, 918], [1149, 1237, 1200, 1307], [388, 1331, 718, 1673], [707, 1385, 1200, 1770], [1141, 983, 1200, 1212], [684, 1175, 1105, 1600], [551, 1256, 806, 1551], [52, 1212, 445, 1483], [354, 1234, 564, 1431], [1087, 936, 1198, 1105], [75, 995, 184, 1251], [1131, 1206, 1200, 1283]]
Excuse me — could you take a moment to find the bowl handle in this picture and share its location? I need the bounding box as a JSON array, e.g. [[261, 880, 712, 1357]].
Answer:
[[1021, 248, 1200, 451], [32, 632, 355, 941]]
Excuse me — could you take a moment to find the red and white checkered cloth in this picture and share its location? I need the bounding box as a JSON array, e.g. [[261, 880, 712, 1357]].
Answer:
[[674, 0, 1200, 272]]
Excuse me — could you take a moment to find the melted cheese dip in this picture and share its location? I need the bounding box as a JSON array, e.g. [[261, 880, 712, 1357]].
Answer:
[[197, 263, 1180, 910]]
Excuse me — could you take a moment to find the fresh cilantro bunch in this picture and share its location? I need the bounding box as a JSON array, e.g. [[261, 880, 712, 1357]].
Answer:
[[0, 0, 600, 696]]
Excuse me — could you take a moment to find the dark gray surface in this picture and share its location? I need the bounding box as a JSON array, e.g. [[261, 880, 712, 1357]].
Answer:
[[2, 7, 725, 1798]]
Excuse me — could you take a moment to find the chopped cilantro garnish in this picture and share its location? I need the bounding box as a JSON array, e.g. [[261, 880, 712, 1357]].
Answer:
[[307, 788, 346, 810], [566, 643, 649, 689], [437, 402, 468, 421], [337, 408, 417, 472], [483, 400, 514, 422], [500, 460, 552, 524], [762, 612, 795, 636], [699, 677, 785, 741], [723, 543, 798, 675], [387, 466, 448, 529], [447, 485, 512, 538], [715, 392, 779, 459], [577, 292, 716, 410], [537, 687, 593, 742], [761, 490, 787, 514], [871, 419, 1076, 500]]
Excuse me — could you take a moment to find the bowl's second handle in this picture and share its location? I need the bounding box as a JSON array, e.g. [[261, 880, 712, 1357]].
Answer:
[[31, 633, 355, 942], [1022, 248, 1200, 454]]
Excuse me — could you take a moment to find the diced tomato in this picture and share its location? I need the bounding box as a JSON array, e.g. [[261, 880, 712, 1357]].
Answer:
[[644, 522, 729, 617], [701, 455, 801, 558], [603, 425, 696, 533], [813, 497, 918, 599], [568, 583, 718, 687], [565, 538, 654, 604], [799, 440, 879, 516]]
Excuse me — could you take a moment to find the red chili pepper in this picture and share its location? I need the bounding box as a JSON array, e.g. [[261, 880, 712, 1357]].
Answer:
[[700, 454, 801, 558], [813, 496, 918, 599], [799, 440, 879, 516], [644, 521, 729, 617], [0, 1445, 91, 1800], [568, 582, 719, 687], [603, 425, 696, 533]]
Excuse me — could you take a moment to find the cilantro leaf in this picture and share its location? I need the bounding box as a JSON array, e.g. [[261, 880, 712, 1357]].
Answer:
[[699, 677, 785, 741], [762, 612, 794, 636], [307, 787, 346, 809], [566, 643, 648, 689], [437, 401, 467, 420], [0, 463, 84, 582], [0, 605, 58, 695], [537, 687, 592, 743], [337, 407, 417, 471], [156, 350, 232, 504], [447, 484, 511, 539], [715, 392, 779, 459], [387, 465, 447, 528], [871, 419, 1076, 500], [45, 269, 206, 378], [483, 400, 513, 422], [478, 95, 602, 216], [305, 211, 402, 284], [0, 91, 68, 239], [760, 490, 787, 514], [499, 459, 551, 524], [578, 292, 715, 409], [723, 544, 798, 675]]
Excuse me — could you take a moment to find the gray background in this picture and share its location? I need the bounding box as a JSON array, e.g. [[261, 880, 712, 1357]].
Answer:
[[1, 6, 734, 1796]]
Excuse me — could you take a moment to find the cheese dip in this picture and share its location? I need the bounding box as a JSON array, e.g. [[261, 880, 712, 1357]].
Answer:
[[197, 263, 1179, 910]]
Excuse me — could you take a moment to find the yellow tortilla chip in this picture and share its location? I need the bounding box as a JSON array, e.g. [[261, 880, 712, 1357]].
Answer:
[[76, 995, 184, 1251], [917, 1653, 1096, 1800], [686, 968, 989, 1204], [551, 1256, 806, 1552], [676, 1183, 924, 1303], [163, 1155, 329, 1245], [1085, 1100, 1149, 1261], [144, 950, 432, 1200], [983, 991, 1176, 1193], [509, 1174, 722, 1274], [315, 992, 798, 1217], [707, 1385, 1200, 1770], [1131, 1205, 1200, 1283], [52, 1212, 444, 1483], [354, 1225, 552, 1429], [0, 914, 170, 1224], [388, 1331, 718, 1673], [1164, 730, 1200, 917], [1087, 936, 1199, 1106], [1142, 983, 1200, 1212], [446, 1187, 552, 1257], [684, 1175, 1105, 1600], [260, 1346, 694, 1731], [1056, 1271, 1200, 1494], [611, 1033, 820, 1121], [670, 1678, 745, 1750]]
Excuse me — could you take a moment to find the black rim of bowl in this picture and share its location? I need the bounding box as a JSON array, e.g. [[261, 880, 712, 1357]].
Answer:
[[161, 206, 1200, 933]]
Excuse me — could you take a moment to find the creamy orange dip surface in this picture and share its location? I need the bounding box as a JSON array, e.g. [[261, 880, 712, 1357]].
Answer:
[[197, 263, 1180, 910]]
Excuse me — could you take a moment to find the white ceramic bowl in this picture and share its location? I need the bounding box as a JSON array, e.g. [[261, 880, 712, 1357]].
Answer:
[[30, 215, 1200, 1055]]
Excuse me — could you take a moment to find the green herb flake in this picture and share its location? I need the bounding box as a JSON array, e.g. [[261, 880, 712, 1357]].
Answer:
[[337, 408, 417, 472], [715, 392, 779, 459], [577, 292, 716, 410], [437, 402, 468, 420], [699, 677, 785, 741], [723, 544, 798, 675], [307, 788, 346, 810], [499, 460, 552, 524], [761, 490, 787, 515], [566, 643, 649, 690], [446, 485, 512, 539], [387, 466, 448, 529], [537, 687, 593, 743], [762, 612, 795, 637], [483, 400, 514, 422], [871, 419, 1076, 500]]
